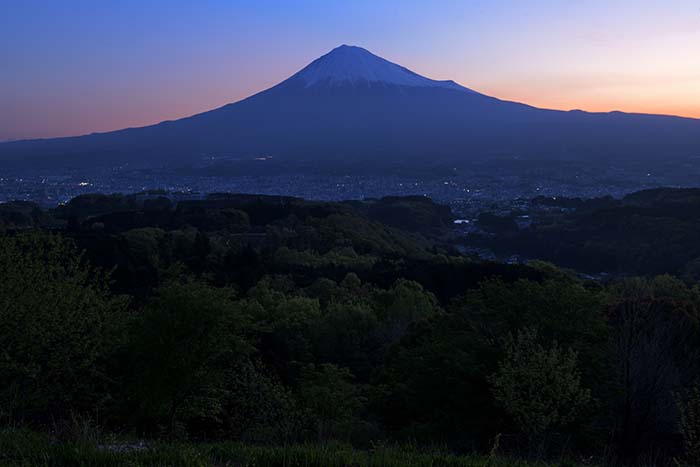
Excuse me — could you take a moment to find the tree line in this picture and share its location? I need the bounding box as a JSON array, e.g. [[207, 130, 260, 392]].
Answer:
[[1, 192, 700, 465]]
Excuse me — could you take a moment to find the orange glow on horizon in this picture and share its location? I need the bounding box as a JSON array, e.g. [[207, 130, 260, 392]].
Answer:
[[3, 0, 699, 140], [477, 87, 700, 120]]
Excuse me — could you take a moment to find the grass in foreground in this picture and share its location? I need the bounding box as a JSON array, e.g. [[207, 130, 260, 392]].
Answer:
[[0, 429, 586, 467]]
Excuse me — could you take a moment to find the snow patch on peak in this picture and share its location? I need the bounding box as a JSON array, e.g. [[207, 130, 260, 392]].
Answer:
[[288, 45, 476, 93]]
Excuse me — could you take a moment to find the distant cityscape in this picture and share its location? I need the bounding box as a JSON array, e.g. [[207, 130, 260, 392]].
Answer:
[[2, 157, 700, 217]]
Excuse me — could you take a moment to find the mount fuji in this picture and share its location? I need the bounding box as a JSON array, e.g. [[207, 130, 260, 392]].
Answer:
[[2, 44, 699, 169], [287, 44, 472, 91]]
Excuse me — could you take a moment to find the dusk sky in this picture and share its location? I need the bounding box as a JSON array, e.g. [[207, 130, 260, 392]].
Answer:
[[2, 0, 699, 141]]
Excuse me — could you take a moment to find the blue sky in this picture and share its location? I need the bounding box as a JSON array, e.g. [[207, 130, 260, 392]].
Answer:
[[2, 0, 699, 140]]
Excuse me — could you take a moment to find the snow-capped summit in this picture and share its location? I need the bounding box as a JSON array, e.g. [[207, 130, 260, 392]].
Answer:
[[3, 43, 699, 170], [286, 44, 474, 92]]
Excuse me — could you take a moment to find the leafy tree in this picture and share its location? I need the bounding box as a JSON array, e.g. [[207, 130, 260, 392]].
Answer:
[[489, 328, 591, 442], [376, 311, 491, 444], [373, 279, 440, 343], [340, 272, 362, 290], [314, 302, 381, 381], [456, 278, 609, 385], [244, 282, 321, 379], [607, 278, 700, 461], [379, 276, 603, 449], [0, 233, 128, 423], [128, 281, 251, 435], [221, 359, 300, 443], [117, 227, 170, 291], [297, 364, 364, 442]]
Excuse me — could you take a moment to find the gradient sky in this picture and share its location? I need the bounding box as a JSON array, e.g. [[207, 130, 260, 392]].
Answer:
[[2, 0, 699, 141]]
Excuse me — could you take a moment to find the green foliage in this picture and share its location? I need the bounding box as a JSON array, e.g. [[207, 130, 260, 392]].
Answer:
[[376, 277, 605, 447], [119, 227, 170, 284], [4, 192, 700, 463], [314, 302, 381, 380], [221, 360, 300, 443], [457, 278, 610, 392], [373, 279, 440, 342], [273, 246, 376, 270], [128, 281, 251, 434], [458, 278, 607, 355], [676, 383, 700, 466], [244, 278, 321, 368], [360, 195, 453, 234], [376, 309, 490, 443], [297, 364, 365, 442], [490, 328, 591, 439], [0, 233, 128, 422], [480, 188, 700, 276], [0, 201, 55, 229], [312, 213, 429, 258]]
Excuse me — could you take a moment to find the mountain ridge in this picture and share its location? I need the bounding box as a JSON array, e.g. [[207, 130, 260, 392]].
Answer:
[[1, 44, 699, 168]]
